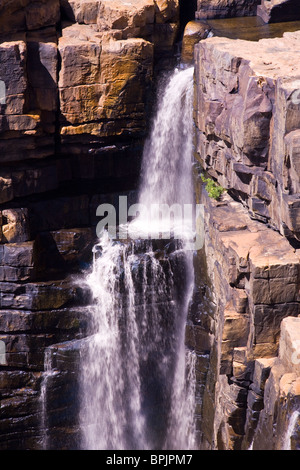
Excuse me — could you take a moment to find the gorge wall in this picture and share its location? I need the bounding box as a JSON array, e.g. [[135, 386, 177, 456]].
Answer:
[[0, 0, 300, 451], [193, 26, 300, 449], [0, 0, 184, 449]]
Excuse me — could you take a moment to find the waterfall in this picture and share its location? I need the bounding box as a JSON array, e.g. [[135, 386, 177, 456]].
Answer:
[[40, 348, 55, 450], [139, 66, 194, 208], [80, 235, 146, 450], [282, 411, 300, 450], [79, 66, 197, 450], [130, 66, 195, 241]]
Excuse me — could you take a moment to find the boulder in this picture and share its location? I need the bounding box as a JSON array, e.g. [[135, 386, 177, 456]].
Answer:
[[58, 23, 153, 139], [181, 20, 212, 63], [0, 0, 60, 35]]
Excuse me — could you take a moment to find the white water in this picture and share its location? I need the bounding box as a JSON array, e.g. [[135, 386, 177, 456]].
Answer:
[[130, 66, 195, 241], [139, 66, 194, 208], [40, 349, 56, 450], [80, 235, 146, 450], [282, 411, 300, 450], [80, 66, 197, 450]]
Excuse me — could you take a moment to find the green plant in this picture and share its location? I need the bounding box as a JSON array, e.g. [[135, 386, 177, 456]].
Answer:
[[201, 174, 225, 200]]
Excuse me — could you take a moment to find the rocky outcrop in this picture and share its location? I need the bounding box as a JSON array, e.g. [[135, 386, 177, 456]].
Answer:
[[181, 20, 212, 64], [257, 0, 300, 24], [193, 30, 300, 450], [195, 0, 260, 20], [0, 0, 181, 450], [191, 183, 300, 450], [58, 23, 153, 149], [0, 0, 60, 35], [246, 317, 300, 450], [61, 0, 180, 58], [195, 32, 300, 243]]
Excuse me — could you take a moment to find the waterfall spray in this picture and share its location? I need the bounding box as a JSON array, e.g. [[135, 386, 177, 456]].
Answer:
[[80, 66, 197, 450]]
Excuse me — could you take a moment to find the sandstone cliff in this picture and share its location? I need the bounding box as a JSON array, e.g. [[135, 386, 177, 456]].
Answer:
[[1, 0, 300, 452], [193, 30, 300, 450], [0, 0, 181, 449]]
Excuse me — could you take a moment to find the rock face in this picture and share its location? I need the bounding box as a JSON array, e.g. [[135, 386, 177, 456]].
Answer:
[[189, 179, 300, 449], [246, 317, 300, 450], [257, 0, 300, 24], [58, 24, 153, 142], [181, 20, 212, 63], [0, 0, 60, 35], [195, 0, 260, 20], [61, 0, 179, 57], [0, 0, 181, 450], [1, 0, 300, 453], [193, 30, 300, 450], [195, 32, 300, 243]]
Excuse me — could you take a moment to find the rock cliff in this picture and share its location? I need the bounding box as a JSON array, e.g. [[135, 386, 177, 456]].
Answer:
[[0, 0, 181, 449], [193, 29, 300, 450], [195, 0, 260, 20], [1, 0, 300, 452], [195, 32, 300, 243]]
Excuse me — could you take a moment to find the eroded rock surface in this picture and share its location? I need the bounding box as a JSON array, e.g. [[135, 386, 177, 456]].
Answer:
[[181, 20, 212, 63], [195, 32, 300, 242], [0, 0, 180, 450], [257, 0, 300, 24], [191, 184, 300, 450], [193, 29, 300, 450]]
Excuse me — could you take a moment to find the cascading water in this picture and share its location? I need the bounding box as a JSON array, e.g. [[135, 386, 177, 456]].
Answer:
[[40, 348, 57, 450], [139, 67, 194, 208], [282, 411, 300, 450], [79, 66, 197, 450]]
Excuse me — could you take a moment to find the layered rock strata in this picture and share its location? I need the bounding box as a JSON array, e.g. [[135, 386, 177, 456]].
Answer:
[[193, 31, 300, 450], [246, 316, 300, 450], [195, 0, 260, 20], [61, 0, 180, 59], [195, 32, 300, 244], [0, 0, 181, 449]]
